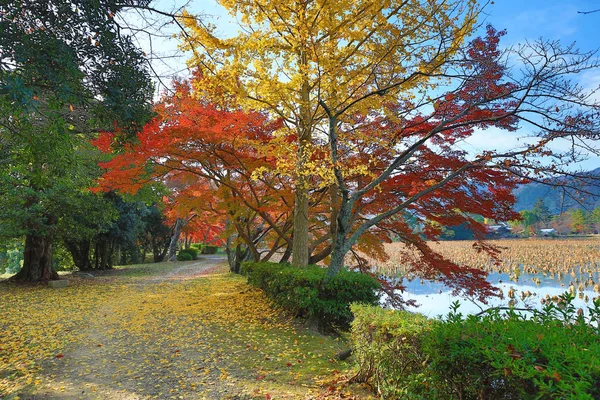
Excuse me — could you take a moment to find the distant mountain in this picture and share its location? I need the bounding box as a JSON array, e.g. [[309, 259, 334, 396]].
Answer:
[[513, 168, 600, 213]]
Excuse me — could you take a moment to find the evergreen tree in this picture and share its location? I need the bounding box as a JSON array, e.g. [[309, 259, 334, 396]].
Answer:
[[0, 0, 154, 282], [520, 210, 539, 229], [569, 209, 588, 234], [532, 198, 552, 226]]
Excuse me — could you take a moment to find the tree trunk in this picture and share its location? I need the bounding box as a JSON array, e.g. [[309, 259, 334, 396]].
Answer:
[[103, 240, 112, 269], [327, 200, 351, 277], [233, 219, 261, 262], [97, 240, 106, 270], [227, 243, 250, 274], [279, 244, 292, 264], [225, 218, 252, 274], [93, 238, 112, 270], [12, 234, 58, 282], [226, 219, 236, 272], [291, 61, 312, 267], [329, 183, 339, 239], [153, 251, 165, 263], [304, 314, 321, 332], [64, 240, 92, 271], [152, 236, 168, 262], [139, 247, 146, 264], [120, 247, 127, 265], [309, 245, 332, 265], [167, 218, 183, 261], [291, 139, 310, 267], [94, 242, 99, 269], [327, 235, 348, 278]]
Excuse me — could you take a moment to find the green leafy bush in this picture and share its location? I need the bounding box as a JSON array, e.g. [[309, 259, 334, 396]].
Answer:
[[178, 248, 198, 260], [242, 262, 380, 330], [201, 244, 219, 254], [350, 304, 433, 399], [423, 298, 600, 400], [176, 252, 193, 261], [350, 294, 600, 399]]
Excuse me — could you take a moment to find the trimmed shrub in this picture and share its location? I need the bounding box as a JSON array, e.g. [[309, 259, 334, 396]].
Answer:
[[201, 244, 219, 254], [176, 252, 193, 261], [178, 248, 198, 260], [350, 296, 600, 399], [242, 262, 380, 330], [350, 304, 433, 399]]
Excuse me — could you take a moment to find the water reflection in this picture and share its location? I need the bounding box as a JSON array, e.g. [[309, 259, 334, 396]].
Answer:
[[399, 270, 600, 318]]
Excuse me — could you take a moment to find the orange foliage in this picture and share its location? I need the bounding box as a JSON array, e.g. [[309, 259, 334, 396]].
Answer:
[[93, 29, 554, 303], [93, 74, 298, 260]]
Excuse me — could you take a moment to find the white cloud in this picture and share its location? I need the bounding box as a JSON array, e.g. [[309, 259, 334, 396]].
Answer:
[[460, 127, 535, 155], [459, 127, 600, 171], [578, 70, 600, 104]]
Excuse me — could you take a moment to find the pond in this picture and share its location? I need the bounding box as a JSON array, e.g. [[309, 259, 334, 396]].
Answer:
[[377, 239, 600, 317], [399, 269, 600, 318]]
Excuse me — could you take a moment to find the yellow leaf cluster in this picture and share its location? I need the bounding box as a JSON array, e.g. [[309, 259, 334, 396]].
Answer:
[[181, 0, 478, 121], [180, 0, 479, 190]]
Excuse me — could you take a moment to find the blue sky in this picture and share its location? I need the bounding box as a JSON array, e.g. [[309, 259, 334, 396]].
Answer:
[[484, 0, 599, 51], [469, 0, 600, 170], [141, 0, 600, 170], [183, 0, 600, 49]]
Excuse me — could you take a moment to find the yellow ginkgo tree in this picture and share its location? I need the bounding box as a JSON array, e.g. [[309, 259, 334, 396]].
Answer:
[[180, 0, 480, 267]]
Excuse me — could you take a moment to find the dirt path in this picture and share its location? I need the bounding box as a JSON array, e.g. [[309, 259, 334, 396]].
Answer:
[[12, 258, 351, 400], [146, 256, 226, 283], [24, 257, 233, 400]]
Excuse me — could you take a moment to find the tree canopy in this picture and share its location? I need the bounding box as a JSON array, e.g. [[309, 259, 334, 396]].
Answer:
[[0, 0, 154, 281], [180, 0, 480, 267]]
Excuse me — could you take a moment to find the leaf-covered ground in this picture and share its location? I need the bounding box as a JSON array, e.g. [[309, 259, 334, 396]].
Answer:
[[0, 258, 369, 399]]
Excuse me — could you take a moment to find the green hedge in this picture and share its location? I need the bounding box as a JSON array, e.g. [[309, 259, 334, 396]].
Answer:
[[188, 243, 219, 254], [201, 244, 219, 254], [422, 306, 600, 399], [350, 298, 600, 399], [176, 252, 193, 261], [178, 248, 198, 260], [242, 262, 380, 330], [350, 304, 433, 399]]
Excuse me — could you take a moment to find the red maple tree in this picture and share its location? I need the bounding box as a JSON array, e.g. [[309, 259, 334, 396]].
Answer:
[[94, 27, 600, 304]]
